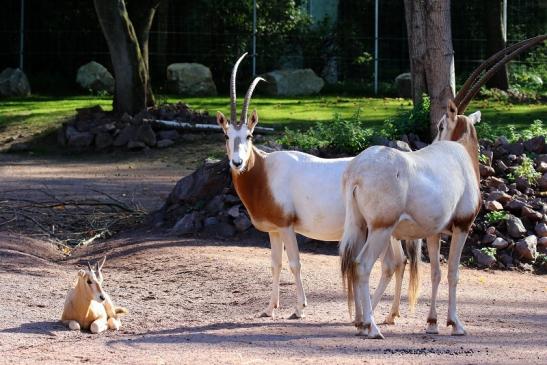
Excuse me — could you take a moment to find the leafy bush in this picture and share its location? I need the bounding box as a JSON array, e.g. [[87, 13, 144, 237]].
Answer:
[[480, 247, 497, 259], [509, 43, 547, 94], [508, 155, 541, 184], [485, 211, 508, 224], [277, 110, 375, 155], [476, 119, 545, 143], [380, 94, 431, 142]]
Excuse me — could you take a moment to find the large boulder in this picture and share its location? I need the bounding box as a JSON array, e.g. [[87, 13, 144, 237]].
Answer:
[[260, 69, 324, 96], [76, 61, 114, 94], [166, 63, 217, 96], [0, 68, 31, 96], [394, 72, 412, 98]]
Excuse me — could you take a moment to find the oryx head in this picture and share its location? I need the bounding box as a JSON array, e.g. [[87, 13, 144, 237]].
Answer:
[[77, 257, 107, 303], [216, 53, 264, 173], [434, 100, 481, 143]]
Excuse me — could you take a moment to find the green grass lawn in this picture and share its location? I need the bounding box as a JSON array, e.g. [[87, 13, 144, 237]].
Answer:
[[1, 95, 545, 136]]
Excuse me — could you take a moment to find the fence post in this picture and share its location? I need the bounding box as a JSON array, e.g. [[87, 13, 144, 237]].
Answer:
[[19, 0, 25, 71], [374, 0, 379, 95], [252, 0, 257, 76]]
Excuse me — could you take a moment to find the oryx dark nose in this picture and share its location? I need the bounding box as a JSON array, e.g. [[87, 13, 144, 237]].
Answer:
[[232, 159, 242, 167], [99, 294, 105, 301]]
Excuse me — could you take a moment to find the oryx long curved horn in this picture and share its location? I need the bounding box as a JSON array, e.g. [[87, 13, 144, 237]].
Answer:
[[230, 53, 248, 123], [240, 77, 265, 125], [87, 261, 93, 272], [455, 34, 547, 113]]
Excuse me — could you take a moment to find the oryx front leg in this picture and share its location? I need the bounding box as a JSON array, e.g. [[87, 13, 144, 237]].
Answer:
[[90, 318, 108, 334], [259, 232, 283, 318], [355, 228, 392, 339], [425, 234, 441, 334], [447, 229, 468, 336], [279, 227, 307, 319]]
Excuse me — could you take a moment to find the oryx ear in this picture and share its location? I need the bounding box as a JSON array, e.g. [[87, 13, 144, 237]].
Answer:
[[98, 256, 106, 271], [216, 112, 229, 133], [447, 100, 458, 122], [87, 261, 93, 273], [247, 109, 259, 132], [468, 110, 481, 124], [78, 269, 86, 278]]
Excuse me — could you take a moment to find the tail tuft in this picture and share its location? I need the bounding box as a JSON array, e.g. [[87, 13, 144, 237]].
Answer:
[[115, 307, 129, 316], [405, 239, 422, 312]]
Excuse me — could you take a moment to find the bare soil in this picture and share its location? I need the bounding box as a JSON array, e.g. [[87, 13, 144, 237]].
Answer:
[[1, 146, 546, 364]]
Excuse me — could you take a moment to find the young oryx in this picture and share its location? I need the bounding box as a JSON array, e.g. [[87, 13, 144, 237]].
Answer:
[[340, 100, 481, 339], [217, 53, 421, 320], [61, 257, 128, 333]]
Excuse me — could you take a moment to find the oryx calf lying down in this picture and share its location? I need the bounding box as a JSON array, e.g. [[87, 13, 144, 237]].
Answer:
[[340, 101, 481, 339], [218, 53, 421, 321], [61, 257, 128, 334]]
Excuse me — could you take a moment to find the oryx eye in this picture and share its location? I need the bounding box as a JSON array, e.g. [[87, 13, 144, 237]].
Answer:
[[439, 123, 444, 132], [246, 135, 252, 140], [87, 279, 92, 285], [224, 135, 229, 140]]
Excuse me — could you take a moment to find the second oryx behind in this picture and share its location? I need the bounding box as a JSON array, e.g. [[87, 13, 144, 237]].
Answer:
[[216, 53, 421, 321]]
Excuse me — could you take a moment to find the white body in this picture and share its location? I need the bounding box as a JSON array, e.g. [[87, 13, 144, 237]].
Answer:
[[340, 104, 481, 338]]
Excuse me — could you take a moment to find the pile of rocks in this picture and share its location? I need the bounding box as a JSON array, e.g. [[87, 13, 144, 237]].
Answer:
[[471, 136, 546, 271], [57, 103, 216, 150], [152, 133, 547, 273]]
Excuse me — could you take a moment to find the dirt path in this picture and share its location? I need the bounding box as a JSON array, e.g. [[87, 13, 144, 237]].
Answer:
[[1, 149, 546, 364]]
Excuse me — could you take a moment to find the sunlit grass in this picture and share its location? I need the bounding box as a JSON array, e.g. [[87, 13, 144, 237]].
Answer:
[[0, 95, 545, 136]]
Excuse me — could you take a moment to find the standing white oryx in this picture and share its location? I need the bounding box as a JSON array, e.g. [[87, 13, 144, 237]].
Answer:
[[217, 53, 421, 320], [340, 100, 481, 339]]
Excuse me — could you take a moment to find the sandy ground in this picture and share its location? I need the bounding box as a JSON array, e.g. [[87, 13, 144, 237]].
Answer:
[[1, 149, 546, 364]]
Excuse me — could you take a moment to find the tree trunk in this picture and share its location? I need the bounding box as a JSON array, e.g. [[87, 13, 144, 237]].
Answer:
[[485, 0, 509, 90], [403, 0, 455, 137], [94, 0, 158, 115]]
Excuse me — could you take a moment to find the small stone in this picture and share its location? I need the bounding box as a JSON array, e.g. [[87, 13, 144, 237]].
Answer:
[[484, 176, 506, 190], [535, 222, 547, 237], [157, 139, 174, 148], [171, 212, 200, 235], [487, 190, 512, 204], [136, 124, 157, 147], [491, 237, 509, 249], [66, 126, 94, 148], [472, 249, 496, 268], [227, 205, 240, 218], [515, 235, 537, 261], [498, 253, 514, 268], [203, 216, 219, 226], [538, 236, 547, 250], [9, 142, 30, 152], [113, 125, 137, 146], [223, 194, 240, 204], [203, 222, 236, 237], [506, 215, 527, 238], [481, 232, 497, 244], [205, 195, 224, 214], [486, 226, 497, 235], [494, 159, 508, 174], [521, 206, 542, 222], [537, 161, 547, 173], [540, 173, 547, 191], [121, 112, 133, 123], [523, 135, 545, 154], [127, 140, 146, 150], [389, 140, 412, 152], [479, 164, 496, 178], [484, 200, 503, 211], [234, 215, 252, 232], [506, 199, 527, 212], [515, 177, 530, 193], [506, 142, 525, 155]]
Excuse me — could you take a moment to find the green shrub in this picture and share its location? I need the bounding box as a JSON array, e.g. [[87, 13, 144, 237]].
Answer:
[[485, 211, 508, 224], [480, 247, 497, 259], [508, 155, 541, 184], [380, 94, 431, 142], [476, 119, 545, 143]]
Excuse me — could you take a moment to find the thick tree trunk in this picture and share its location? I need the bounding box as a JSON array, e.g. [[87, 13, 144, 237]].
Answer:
[[94, 0, 158, 115], [403, 0, 455, 137], [485, 0, 509, 90]]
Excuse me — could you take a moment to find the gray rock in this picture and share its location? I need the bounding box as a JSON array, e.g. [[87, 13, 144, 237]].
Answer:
[[234, 215, 252, 232], [157, 139, 174, 148], [66, 126, 93, 148], [95, 132, 113, 150], [506, 142, 524, 155], [127, 140, 146, 150], [260, 69, 324, 96], [76, 61, 114, 93], [487, 190, 512, 204], [537, 161, 547, 173], [158, 130, 179, 141], [203, 216, 219, 226], [167, 63, 217, 96], [484, 176, 507, 190], [523, 136, 545, 153], [515, 176, 530, 193], [136, 124, 156, 147], [515, 235, 537, 261], [413, 141, 428, 150], [394, 72, 412, 98], [0, 68, 31, 96], [538, 236, 547, 250], [480, 164, 496, 178], [171, 212, 200, 235], [506, 199, 528, 212], [494, 159, 508, 174], [535, 154, 547, 165], [113, 125, 137, 147], [540, 173, 547, 191], [491, 237, 509, 249], [227, 205, 240, 218], [9, 142, 30, 152], [481, 232, 497, 244], [472, 249, 496, 268], [484, 200, 503, 211], [205, 195, 224, 214], [498, 253, 514, 268], [506, 215, 527, 238], [535, 222, 547, 237], [521, 206, 542, 222], [204, 222, 236, 237]]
